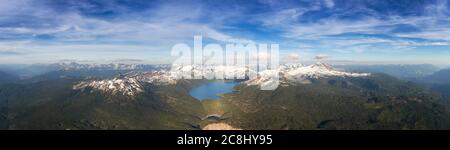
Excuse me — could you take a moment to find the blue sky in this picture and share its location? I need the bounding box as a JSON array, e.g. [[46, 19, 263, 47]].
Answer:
[[0, 0, 450, 64]]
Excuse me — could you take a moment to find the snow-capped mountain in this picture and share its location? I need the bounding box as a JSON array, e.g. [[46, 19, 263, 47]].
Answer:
[[284, 62, 370, 79], [73, 62, 370, 96], [73, 71, 176, 96], [170, 64, 250, 79], [73, 75, 144, 96], [133, 71, 177, 85], [246, 62, 370, 87]]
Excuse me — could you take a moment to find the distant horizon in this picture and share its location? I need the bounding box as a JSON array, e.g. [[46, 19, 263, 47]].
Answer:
[[1, 60, 449, 68]]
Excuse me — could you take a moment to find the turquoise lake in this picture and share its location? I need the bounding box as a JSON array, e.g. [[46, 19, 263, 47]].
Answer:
[[189, 81, 239, 100]]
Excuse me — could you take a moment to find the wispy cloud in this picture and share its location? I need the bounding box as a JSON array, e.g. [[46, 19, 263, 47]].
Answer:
[[250, 0, 450, 55], [0, 0, 449, 64], [0, 0, 257, 63]]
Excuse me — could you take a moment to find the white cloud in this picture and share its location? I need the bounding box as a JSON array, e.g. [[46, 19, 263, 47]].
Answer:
[[284, 18, 385, 38], [258, 8, 306, 26], [1, 0, 449, 64], [0, 0, 256, 63], [249, 0, 450, 56], [397, 30, 450, 41], [323, 0, 335, 8], [287, 53, 301, 60]]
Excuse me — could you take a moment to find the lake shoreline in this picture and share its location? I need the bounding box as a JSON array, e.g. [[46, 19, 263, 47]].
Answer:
[[189, 80, 241, 101]]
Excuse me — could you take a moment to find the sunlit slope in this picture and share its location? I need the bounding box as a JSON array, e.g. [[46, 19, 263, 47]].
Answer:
[[219, 74, 450, 130]]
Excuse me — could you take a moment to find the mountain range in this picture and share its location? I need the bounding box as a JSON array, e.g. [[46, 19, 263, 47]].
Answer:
[[0, 71, 19, 85], [0, 62, 450, 129], [417, 69, 450, 101], [421, 69, 450, 84], [338, 64, 440, 80]]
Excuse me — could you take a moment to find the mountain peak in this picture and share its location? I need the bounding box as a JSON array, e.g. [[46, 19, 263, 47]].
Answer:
[[73, 76, 144, 97], [247, 62, 371, 88], [311, 62, 334, 70], [73, 70, 176, 97]]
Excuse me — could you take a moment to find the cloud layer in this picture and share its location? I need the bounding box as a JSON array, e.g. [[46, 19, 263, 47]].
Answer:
[[0, 0, 449, 64]]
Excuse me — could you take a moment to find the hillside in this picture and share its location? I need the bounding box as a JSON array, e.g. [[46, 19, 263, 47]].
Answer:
[[0, 78, 206, 129], [419, 69, 450, 101], [0, 71, 19, 85], [216, 74, 450, 130], [422, 69, 450, 84]]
